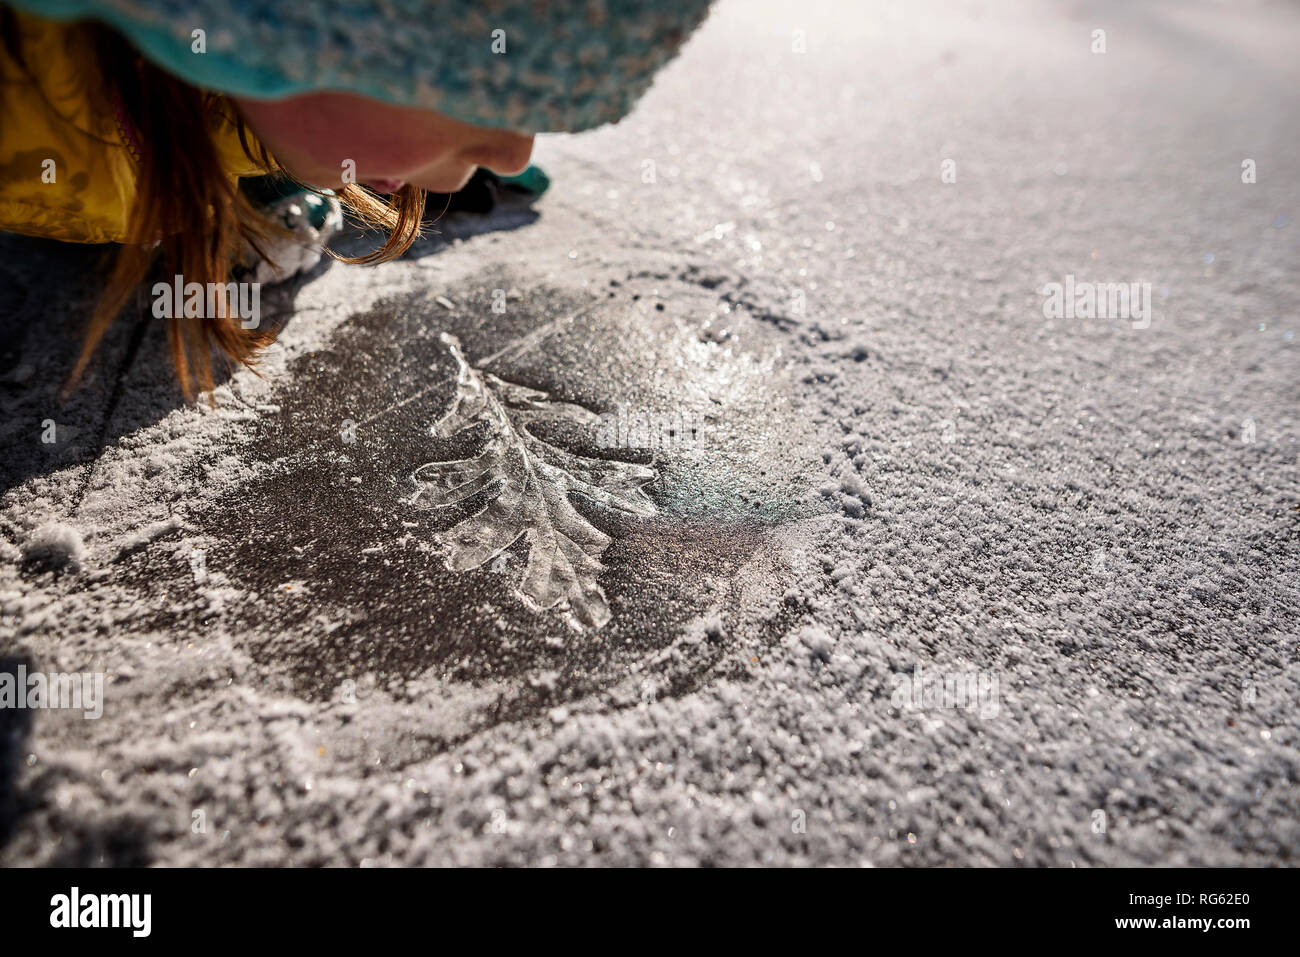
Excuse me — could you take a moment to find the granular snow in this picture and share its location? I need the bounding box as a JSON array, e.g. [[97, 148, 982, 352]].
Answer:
[[21, 523, 86, 571]]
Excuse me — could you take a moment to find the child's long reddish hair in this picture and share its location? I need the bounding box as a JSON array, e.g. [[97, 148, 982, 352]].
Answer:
[[2, 10, 426, 397]]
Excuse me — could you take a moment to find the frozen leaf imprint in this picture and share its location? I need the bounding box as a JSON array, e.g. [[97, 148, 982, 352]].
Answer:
[[411, 333, 657, 629]]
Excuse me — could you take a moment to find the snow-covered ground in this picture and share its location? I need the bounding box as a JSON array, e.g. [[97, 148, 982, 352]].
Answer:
[[1, 0, 1297, 865]]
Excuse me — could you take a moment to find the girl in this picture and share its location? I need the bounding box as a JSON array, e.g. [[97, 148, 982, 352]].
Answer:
[[0, 0, 712, 394]]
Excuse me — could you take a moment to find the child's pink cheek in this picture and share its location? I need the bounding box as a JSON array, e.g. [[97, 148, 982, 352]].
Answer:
[[345, 135, 456, 178], [236, 95, 450, 177]]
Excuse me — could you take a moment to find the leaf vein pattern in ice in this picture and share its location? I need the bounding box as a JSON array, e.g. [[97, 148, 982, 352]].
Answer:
[[410, 333, 657, 630]]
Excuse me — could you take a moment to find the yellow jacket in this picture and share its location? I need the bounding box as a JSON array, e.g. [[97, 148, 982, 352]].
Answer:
[[0, 8, 264, 243]]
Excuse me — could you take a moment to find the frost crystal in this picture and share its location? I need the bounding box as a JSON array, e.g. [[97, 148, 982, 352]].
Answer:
[[411, 334, 657, 629]]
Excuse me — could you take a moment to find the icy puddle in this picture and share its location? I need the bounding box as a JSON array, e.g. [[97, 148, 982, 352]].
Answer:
[[188, 270, 828, 720]]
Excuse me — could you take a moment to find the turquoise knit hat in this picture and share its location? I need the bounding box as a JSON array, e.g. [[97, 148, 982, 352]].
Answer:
[[8, 0, 714, 133]]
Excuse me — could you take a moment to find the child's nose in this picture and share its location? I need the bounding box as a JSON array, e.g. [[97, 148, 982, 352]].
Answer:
[[464, 134, 535, 176]]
